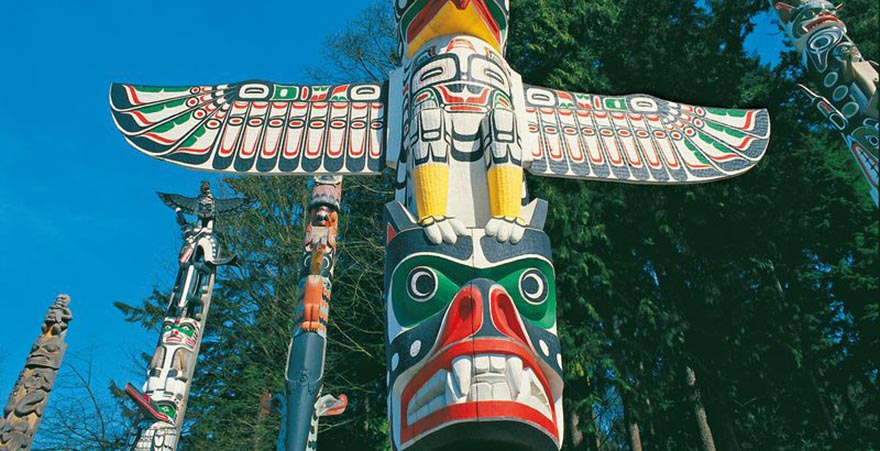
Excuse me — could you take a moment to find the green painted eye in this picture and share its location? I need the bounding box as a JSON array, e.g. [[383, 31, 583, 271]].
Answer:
[[495, 260, 556, 330], [519, 269, 549, 305], [407, 267, 438, 302], [178, 325, 195, 337], [392, 257, 463, 328]]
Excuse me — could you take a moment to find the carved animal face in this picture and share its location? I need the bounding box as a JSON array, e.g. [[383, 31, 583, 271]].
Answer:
[[384, 226, 563, 451], [160, 319, 199, 350], [395, 0, 510, 58], [775, 1, 844, 42]]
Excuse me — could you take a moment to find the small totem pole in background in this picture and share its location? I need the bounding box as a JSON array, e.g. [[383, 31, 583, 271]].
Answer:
[[270, 176, 348, 451], [0, 294, 73, 451], [123, 182, 248, 451], [772, 0, 879, 205]]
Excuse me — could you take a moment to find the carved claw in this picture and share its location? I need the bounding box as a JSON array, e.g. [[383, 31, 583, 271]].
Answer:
[[419, 216, 466, 244], [485, 216, 527, 244]]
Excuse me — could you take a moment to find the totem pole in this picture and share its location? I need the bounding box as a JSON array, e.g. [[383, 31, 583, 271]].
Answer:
[[771, 0, 879, 205], [0, 294, 73, 451], [109, 1, 771, 449], [264, 176, 349, 451], [123, 182, 247, 451]]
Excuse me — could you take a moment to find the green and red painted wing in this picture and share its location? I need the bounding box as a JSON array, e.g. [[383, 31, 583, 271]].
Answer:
[[521, 86, 771, 183], [110, 81, 387, 175]]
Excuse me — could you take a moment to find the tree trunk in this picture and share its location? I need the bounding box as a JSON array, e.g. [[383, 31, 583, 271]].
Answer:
[[568, 408, 585, 449], [704, 393, 742, 451], [567, 403, 602, 451], [622, 391, 643, 451], [685, 366, 717, 451]]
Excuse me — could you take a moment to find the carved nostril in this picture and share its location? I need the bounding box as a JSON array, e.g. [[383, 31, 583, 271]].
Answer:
[[437, 285, 484, 347], [490, 289, 529, 345]]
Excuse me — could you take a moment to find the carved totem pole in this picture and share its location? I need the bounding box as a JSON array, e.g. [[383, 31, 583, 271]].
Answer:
[[771, 0, 879, 205], [123, 182, 247, 451], [109, 1, 771, 450], [267, 176, 349, 451], [0, 295, 73, 451]]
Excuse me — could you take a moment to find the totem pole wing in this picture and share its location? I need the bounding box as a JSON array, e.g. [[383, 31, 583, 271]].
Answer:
[[214, 197, 252, 215], [519, 85, 770, 183], [110, 81, 388, 175], [157, 193, 200, 215]]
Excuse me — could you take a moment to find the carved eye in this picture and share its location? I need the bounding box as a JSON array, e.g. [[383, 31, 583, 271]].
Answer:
[[519, 269, 549, 305], [407, 267, 438, 302]]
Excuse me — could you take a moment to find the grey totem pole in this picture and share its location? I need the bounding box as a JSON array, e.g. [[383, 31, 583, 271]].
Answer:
[[123, 182, 247, 451], [0, 295, 73, 451]]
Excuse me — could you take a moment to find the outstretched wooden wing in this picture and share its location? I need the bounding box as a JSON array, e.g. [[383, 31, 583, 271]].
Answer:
[[110, 81, 387, 175], [157, 193, 200, 215], [520, 86, 770, 183]]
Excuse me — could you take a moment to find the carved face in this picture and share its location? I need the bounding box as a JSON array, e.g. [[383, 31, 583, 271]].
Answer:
[[197, 197, 215, 221], [160, 319, 199, 350], [395, 0, 510, 58], [776, 1, 844, 43], [384, 223, 563, 451]]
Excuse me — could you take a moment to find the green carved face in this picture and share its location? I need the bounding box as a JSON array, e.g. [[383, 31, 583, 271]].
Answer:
[[162, 322, 196, 338], [160, 318, 199, 350], [391, 255, 556, 330]]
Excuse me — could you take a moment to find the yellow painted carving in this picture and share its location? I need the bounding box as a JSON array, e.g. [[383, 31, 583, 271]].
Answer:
[[487, 165, 522, 218], [414, 163, 450, 220], [407, 1, 501, 57]]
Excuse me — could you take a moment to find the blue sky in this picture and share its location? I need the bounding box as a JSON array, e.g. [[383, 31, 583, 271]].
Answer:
[[0, 0, 787, 431], [0, 0, 377, 405]]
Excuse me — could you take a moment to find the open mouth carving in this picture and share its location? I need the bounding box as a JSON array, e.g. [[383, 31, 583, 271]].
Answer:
[[398, 281, 560, 446], [803, 15, 842, 32], [406, 352, 552, 425]]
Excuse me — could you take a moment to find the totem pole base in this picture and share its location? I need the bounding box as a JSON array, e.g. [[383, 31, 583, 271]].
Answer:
[[405, 422, 557, 451]]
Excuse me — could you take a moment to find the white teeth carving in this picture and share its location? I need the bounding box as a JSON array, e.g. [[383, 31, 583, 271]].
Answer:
[[506, 356, 523, 398], [406, 353, 553, 426], [452, 356, 472, 396]]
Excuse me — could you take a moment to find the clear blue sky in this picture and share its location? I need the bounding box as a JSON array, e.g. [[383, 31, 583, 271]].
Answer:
[[0, 0, 377, 405], [0, 0, 786, 428]]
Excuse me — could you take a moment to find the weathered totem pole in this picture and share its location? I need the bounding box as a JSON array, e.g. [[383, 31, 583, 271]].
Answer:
[[0, 294, 73, 451], [771, 0, 879, 205], [123, 182, 247, 451], [109, 1, 771, 450]]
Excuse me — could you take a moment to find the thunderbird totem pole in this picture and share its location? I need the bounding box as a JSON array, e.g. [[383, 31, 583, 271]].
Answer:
[[0, 295, 73, 451], [109, 1, 771, 450], [771, 0, 879, 205], [122, 182, 247, 451]]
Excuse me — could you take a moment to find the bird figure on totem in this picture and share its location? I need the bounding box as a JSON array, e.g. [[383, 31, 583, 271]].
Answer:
[[109, 0, 770, 246]]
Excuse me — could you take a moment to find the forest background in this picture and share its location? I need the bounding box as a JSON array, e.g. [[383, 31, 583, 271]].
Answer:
[[15, 0, 879, 450]]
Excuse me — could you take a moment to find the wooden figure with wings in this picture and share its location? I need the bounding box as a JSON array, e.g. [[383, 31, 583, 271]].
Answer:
[[109, 1, 770, 450]]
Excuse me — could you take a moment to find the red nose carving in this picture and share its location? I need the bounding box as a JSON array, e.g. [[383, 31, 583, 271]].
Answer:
[[437, 285, 483, 349], [453, 0, 472, 10], [490, 289, 530, 345]]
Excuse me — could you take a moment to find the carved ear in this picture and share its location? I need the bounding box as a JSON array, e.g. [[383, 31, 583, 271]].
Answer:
[[774, 2, 794, 22]]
